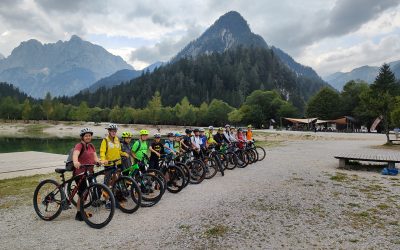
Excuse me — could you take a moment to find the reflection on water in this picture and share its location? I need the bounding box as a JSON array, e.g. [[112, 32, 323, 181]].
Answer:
[[0, 137, 102, 154]]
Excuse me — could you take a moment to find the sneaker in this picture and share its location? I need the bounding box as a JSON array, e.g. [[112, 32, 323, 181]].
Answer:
[[105, 201, 112, 210], [75, 211, 83, 221]]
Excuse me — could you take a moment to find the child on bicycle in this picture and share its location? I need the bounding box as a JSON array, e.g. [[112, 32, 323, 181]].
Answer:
[[131, 129, 149, 171], [121, 131, 133, 170], [100, 124, 128, 187]]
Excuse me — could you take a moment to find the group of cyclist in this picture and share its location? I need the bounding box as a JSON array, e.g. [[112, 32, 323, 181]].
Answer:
[[69, 123, 254, 222]]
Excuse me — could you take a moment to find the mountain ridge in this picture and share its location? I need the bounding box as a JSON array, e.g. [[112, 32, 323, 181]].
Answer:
[[0, 35, 133, 98]]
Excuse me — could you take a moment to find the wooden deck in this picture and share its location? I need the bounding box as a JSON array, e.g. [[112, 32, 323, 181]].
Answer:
[[334, 153, 400, 168]]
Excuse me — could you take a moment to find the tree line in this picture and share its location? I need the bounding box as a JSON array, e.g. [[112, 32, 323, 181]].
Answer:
[[59, 46, 327, 112], [0, 83, 298, 127], [305, 64, 400, 142]]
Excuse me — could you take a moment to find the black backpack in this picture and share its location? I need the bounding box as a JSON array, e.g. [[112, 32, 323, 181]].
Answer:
[[65, 142, 90, 170]]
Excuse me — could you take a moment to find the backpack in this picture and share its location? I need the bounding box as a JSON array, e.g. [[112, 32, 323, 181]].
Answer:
[[65, 142, 89, 170], [132, 140, 142, 153]]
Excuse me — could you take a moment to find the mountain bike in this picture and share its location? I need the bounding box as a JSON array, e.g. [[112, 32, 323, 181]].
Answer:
[[33, 164, 115, 229]]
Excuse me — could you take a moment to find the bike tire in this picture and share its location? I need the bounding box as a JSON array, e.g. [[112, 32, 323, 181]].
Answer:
[[113, 176, 142, 214], [255, 146, 266, 161], [204, 158, 218, 179], [80, 183, 115, 229], [166, 165, 185, 193], [225, 152, 238, 170], [187, 160, 206, 184], [33, 179, 63, 221]]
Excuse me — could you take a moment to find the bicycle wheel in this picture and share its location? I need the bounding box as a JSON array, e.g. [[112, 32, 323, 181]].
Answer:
[[146, 169, 166, 196], [247, 149, 257, 164], [225, 152, 238, 170], [204, 158, 218, 179], [176, 162, 191, 187], [113, 176, 141, 214], [80, 183, 115, 229], [237, 150, 249, 168], [33, 179, 63, 221], [137, 173, 164, 207], [187, 160, 205, 184], [67, 178, 95, 208], [214, 155, 225, 176], [255, 146, 266, 161], [166, 166, 185, 193]]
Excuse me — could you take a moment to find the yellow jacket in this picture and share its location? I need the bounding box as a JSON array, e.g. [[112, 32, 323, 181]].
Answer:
[[205, 131, 216, 144], [100, 136, 128, 166]]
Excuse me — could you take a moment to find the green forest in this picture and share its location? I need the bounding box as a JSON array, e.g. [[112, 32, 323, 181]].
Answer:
[[1, 61, 399, 133], [59, 46, 327, 112]]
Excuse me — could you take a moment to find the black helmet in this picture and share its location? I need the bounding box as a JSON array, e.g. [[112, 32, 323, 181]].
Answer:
[[185, 128, 192, 134], [193, 128, 199, 133], [167, 132, 174, 137]]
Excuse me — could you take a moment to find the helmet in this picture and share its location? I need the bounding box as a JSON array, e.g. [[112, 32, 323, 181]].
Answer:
[[80, 127, 93, 137], [121, 131, 132, 138], [106, 123, 118, 130], [175, 132, 182, 137], [154, 133, 161, 138], [199, 128, 205, 132], [225, 124, 230, 128], [167, 132, 175, 137], [139, 129, 149, 135], [247, 124, 253, 128], [208, 126, 214, 130], [193, 128, 199, 133], [238, 128, 243, 132], [185, 128, 192, 134], [218, 127, 223, 131]]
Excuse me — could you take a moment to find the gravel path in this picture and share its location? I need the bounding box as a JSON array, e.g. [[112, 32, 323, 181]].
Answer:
[[1, 137, 399, 249]]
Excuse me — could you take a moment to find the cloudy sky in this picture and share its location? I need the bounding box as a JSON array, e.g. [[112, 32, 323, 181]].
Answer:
[[1, 0, 400, 76]]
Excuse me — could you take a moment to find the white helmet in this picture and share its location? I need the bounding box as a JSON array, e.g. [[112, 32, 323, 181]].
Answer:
[[208, 126, 214, 130], [106, 123, 118, 130], [80, 127, 93, 137], [225, 124, 230, 128]]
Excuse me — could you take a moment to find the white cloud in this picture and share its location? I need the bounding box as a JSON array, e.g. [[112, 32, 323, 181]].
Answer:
[[300, 34, 400, 76], [0, 0, 400, 76]]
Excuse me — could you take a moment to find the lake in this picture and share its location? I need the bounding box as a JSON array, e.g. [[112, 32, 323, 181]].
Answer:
[[0, 137, 102, 154]]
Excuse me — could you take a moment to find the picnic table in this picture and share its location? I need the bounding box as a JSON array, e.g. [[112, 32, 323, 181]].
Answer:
[[334, 153, 400, 169], [389, 132, 400, 144]]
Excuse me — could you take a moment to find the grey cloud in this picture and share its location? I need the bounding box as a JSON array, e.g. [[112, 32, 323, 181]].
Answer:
[[152, 14, 175, 27], [266, 0, 400, 56], [130, 26, 203, 63], [0, 53, 4, 59], [34, 0, 108, 14], [0, 3, 53, 35]]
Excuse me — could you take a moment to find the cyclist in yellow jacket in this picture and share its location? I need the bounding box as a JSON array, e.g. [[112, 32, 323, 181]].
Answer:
[[205, 126, 217, 146], [100, 124, 128, 187]]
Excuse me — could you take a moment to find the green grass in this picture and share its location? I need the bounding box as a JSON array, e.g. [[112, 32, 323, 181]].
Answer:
[[204, 224, 229, 238], [255, 140, 284, 148], [18, 124, 51, 137], [0, 173, 61, 209], [376, 203, 390, 210], [330, 172, 348, 182]]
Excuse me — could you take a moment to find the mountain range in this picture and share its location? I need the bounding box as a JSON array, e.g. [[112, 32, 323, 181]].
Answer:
[[174, 11, 323, 82], [1, 11, 326, 102], [64, 11, 328, 112], [87, 61, 165, 92], [0, 35, 133, 98], [324, 60, 400, 90]]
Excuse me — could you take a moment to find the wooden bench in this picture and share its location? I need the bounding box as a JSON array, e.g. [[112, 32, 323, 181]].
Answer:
[[334, 153, 400, 169]]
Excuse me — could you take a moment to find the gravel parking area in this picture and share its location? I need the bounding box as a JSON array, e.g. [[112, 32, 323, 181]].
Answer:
[[1, 135, 399, 249]]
